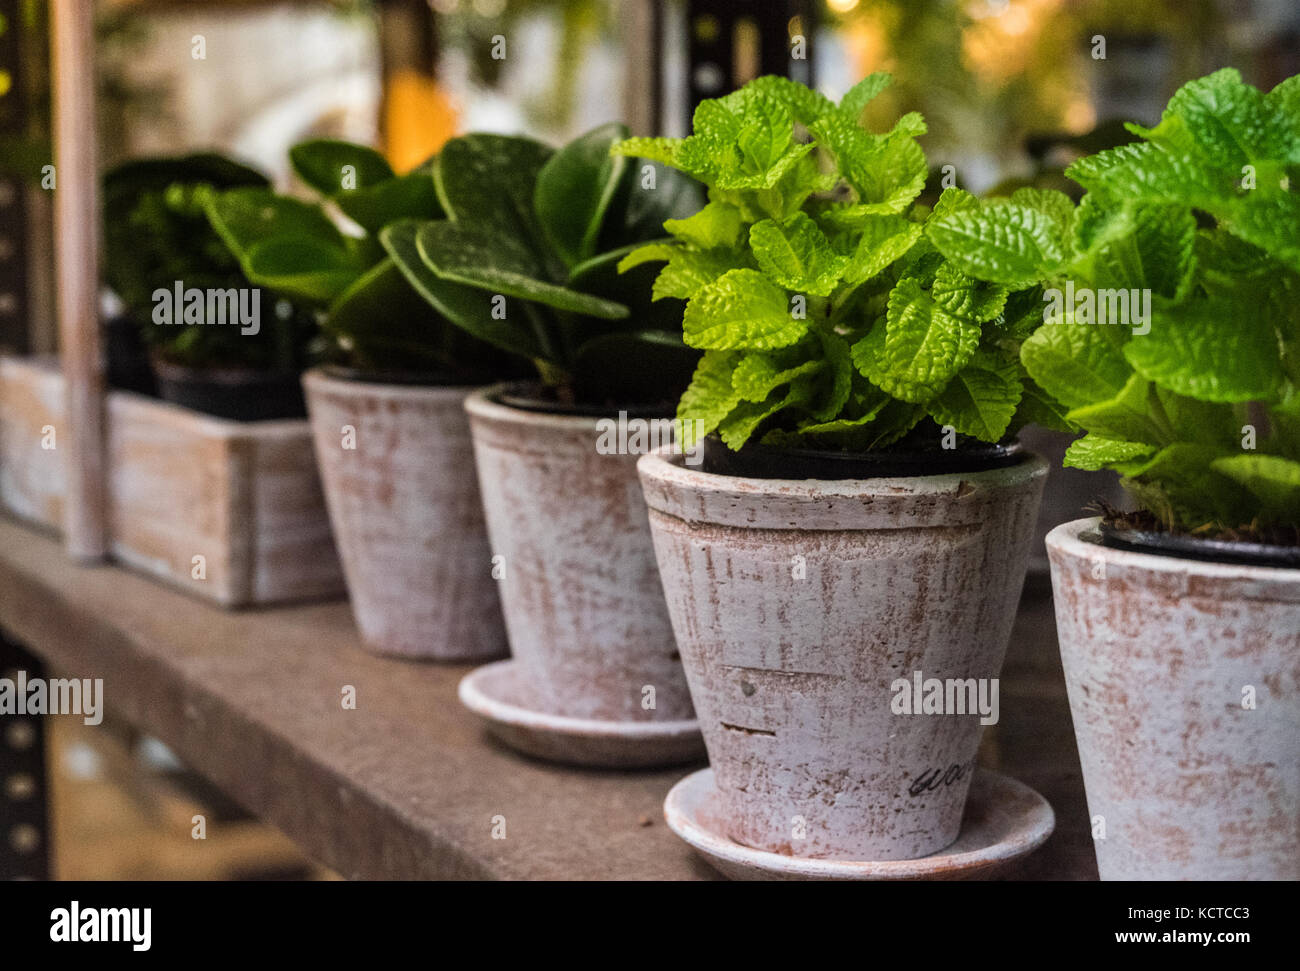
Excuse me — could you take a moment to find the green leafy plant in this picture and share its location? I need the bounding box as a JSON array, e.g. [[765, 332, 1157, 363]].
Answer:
[[610, 74, 1065, 452], [929, 68, 1299, 533], [378, 124, 703, 404], [103, 153, 315, 371], [205, 139, 518, 380]]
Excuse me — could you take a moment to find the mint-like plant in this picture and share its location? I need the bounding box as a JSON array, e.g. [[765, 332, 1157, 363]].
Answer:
[[928, 68, 1299, 531], [205, 139, 517, 380], [610, 74, 1065, 452], [378, 124, 703, 404], [104, 153, 315, 371]]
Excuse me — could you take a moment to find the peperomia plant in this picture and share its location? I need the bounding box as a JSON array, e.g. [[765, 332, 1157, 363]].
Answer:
[[104, 153, 316, 371], [928, 68, 1299, 533], [379, 124, 703, 405], [205, 139, 518, 380], [610, 74, 1065, 452]]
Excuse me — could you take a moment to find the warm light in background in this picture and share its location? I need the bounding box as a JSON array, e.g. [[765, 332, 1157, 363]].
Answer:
[[963, 0, 1064, 83], [1065, 96, 1097, 132], [384, 72, 460, 172], [827, 0, 862, 14]]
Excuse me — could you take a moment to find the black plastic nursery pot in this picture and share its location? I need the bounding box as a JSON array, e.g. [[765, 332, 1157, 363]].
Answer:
[[151, 356, 306, 422], [1094, 519, 1300, 569], [491, 380, 675, 420], [318, 363, 492, 388], [699, 432, 1025, 480]]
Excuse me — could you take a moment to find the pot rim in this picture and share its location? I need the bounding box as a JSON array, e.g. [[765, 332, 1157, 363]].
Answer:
[[463, 384, 674, 431], [1046, 517, 1300, 596], [302, 366, 487, 402], [638, 446, 1049, 531]]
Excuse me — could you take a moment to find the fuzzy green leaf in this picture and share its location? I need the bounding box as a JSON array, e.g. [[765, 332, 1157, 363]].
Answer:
[[1127, 68, 1300, 169], [732, 353, 822, 402], [1123, 297, 1284, 403], [811, 113, 927, 215], [926, 201, 1065, 287], [648, 248, 741, 301], [838, 72, 893, 121], [856, 278, 981, 402], [1120, 443, 1253, 528], [1064, 434, 1157, 471], [1013, 376, 1073, 433], [1210, 454, 1300, 522], [664, 200, 745, 250], [931, 262, 1009, 323], [1064, 374, 1169, 446], [1009, 187, 1076, 238], [609, 137, 680, 167], [718, 381, 813, 450], [840, 216, 923, 287], [926, 352, 1023, 442], [683, 269, 807, 350], [1020, 321, 1132, 410], [678, 351, 741, 446], [749, 212, 848, 296]]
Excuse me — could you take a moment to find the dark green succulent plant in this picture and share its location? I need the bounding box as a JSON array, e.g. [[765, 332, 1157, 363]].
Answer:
[[103, 153, 315, 371], [205, 139, 520, 381], [378, 123, 704, 405]]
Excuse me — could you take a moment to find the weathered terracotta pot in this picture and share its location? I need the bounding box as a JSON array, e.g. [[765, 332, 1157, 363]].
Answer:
[[304, 369, 506, 660], [463, 389, 693, 722], [638, 450, 1048, 860], [1047, 518, 1300, 880]]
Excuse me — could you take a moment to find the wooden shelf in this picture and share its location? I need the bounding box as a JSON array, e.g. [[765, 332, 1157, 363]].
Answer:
[[0, 515, 1098, 880]]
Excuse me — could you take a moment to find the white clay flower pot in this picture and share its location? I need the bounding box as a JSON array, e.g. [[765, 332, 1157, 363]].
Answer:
[[638, 449, 1048, 860], [463, 388, 694, 722], [304, 368, 506, 660], [1047, 518, 1300, 880]]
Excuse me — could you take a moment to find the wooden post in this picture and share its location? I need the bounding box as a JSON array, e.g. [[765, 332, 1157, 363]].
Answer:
[[621, 0, 662, 137], [52, 0, 106, 560]]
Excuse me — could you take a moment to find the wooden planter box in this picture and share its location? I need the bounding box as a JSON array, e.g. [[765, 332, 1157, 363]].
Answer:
[[0, 355, 344, 607], [0, 356, 65, 530]]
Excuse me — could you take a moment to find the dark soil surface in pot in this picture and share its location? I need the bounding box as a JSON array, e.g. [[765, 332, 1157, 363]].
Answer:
[[492, 381, 674, 420], [701, 432, 1023, 479], [152, 358, 306, 422], [104, 313, 158, 397], [1094, 507, 1300, 568]]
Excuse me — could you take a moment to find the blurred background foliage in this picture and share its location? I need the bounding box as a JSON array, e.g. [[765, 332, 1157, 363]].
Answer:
[[4, 1, 1297, 186]]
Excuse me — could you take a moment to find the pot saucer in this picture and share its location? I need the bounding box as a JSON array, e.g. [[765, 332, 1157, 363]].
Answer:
[[458, 659, 706, 769], [664, 767, 1054, 880]]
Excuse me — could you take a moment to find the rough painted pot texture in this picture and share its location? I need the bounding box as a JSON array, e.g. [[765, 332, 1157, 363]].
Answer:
[[464, 389, 693, 721], [639, 449, 1048, 860], [1047, 518, 1300, 880], [304, 369, 505, 660]]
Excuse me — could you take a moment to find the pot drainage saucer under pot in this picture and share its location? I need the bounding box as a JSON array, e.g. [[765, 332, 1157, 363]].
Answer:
[[664, 767, 1055, 880], [457, 660, 706, 769]]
